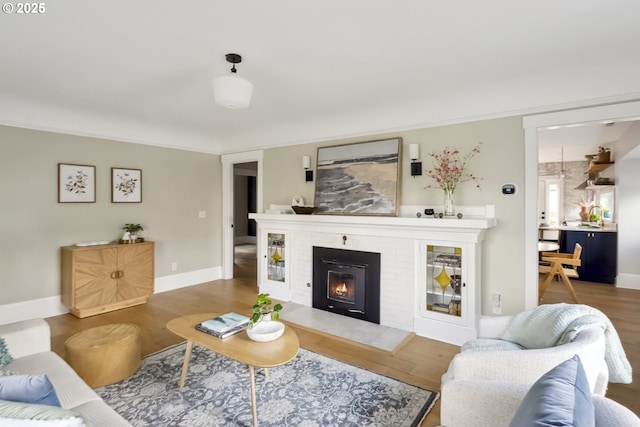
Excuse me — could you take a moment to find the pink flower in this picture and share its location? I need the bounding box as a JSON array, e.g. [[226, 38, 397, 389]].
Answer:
[[424, 143, 482, 191]]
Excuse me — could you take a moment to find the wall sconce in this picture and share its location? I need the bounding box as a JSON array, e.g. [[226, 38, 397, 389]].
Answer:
[[410, 144, 422, 177], [303, 155, 313, 182]]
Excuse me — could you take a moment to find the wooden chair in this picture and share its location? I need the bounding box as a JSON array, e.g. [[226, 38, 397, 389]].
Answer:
[[538, 243, 582, 303]]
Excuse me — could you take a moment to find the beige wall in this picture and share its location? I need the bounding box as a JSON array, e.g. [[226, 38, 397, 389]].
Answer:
[[0, 125, 222, 305], [0, 116, 527, 315], [263, 116, 527, 314]]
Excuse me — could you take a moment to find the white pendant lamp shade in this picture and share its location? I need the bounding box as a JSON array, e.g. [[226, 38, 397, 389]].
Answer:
[[213, 74, 253, 109], [213, 53, 253, 109]]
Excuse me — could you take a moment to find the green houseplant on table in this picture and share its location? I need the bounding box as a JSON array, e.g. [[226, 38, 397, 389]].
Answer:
[[247, 293, 284, 342], [249, 293, 283, 327]]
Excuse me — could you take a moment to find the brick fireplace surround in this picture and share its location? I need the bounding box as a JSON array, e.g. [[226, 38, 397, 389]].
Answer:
[[250, 205, 496, 345]]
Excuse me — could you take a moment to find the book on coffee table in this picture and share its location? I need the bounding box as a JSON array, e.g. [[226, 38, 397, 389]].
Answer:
[[195, 312, 250, 339]]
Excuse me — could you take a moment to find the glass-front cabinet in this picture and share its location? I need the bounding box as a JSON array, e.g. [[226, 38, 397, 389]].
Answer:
[[267, 232, 286, 283], [418, 239, 479, 339], [426, 245, 464, 319], [255, 228, 290, 301]]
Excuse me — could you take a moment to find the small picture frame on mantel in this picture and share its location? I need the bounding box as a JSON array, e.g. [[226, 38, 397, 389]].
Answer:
[[58, 163, 96, 203], [111, 167, 142, 203]]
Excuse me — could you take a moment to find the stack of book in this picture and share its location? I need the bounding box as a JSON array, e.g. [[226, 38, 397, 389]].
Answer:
[[195, 312, 250, 339]]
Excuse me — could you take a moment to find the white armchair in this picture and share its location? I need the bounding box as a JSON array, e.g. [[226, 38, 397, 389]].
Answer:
[[441, 315, 609, 395], [440, 379, 640, 427], [440, 314, 614, 427]]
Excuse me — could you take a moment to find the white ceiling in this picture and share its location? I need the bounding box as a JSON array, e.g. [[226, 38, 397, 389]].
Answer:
[[1, 1, 640, 154], [538, 121, 636, 163]]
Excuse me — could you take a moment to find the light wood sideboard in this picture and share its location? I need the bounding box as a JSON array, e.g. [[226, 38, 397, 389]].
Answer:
[[61, 241, 155, 318]]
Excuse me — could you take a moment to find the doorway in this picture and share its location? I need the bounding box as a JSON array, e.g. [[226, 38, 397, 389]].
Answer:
[[221, 151, 264, 280], [233, 162, 258, 246], [524, 101, 640, 308]]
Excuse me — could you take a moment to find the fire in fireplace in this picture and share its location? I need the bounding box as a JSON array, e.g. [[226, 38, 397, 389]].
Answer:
[[312, 246, 380, 324]]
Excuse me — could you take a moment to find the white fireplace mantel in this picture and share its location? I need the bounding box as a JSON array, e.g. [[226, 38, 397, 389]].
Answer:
[[250, 204, 496, 238], [249, 205, 497, 345]]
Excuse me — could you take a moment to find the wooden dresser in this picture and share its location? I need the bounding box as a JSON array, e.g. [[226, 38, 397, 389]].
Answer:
[[61, 241, 155, 318]]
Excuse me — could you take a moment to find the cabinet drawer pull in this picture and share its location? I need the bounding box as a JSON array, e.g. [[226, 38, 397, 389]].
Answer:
[[110, 271, 117, 279]]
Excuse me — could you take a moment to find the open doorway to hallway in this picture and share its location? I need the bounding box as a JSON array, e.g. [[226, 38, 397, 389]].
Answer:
[[233, 162, 258, 274]]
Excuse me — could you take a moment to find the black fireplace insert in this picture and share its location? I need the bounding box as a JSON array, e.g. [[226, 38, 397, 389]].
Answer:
[[312, 246, 380, 324]]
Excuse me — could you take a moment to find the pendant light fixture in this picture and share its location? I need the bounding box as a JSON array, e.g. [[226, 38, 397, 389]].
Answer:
[[212, 53, 253, 109]]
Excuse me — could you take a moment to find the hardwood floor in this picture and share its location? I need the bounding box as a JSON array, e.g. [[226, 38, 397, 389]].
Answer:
[[539, 275, 640, 414], [45, 247, 640, 425]]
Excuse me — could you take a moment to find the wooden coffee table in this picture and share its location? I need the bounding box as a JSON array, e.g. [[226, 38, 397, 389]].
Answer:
[[166, 313, 299, 427]]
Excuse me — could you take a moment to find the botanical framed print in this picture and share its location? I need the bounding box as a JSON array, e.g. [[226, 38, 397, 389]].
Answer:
[[58, 163, 96, 203], [112, 167, 142, 203], [314, 137, 402, 216]]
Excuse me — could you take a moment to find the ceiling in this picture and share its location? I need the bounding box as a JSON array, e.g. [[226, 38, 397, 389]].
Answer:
[[1, 1, 640, 155], [538, 121, 637, 163]]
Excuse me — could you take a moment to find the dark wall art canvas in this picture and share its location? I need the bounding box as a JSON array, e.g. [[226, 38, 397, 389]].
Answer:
[[58, 163, 96, 203], [314, 138, 402, 216]]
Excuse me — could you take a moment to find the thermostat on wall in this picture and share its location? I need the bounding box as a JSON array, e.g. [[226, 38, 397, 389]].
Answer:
[[502, 183, 518, 196]]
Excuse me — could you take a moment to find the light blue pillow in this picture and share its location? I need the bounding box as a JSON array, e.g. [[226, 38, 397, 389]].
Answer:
[[0, 375, 61, 407], [0, 338, 12, 367], [509, 355, 594, 427]]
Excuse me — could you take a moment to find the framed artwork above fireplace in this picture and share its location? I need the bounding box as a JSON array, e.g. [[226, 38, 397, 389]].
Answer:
[[314, 137, 402, 216]]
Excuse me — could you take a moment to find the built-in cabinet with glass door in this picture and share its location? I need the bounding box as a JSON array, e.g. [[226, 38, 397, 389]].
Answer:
[[256, 230, 290, 301], [416, 239, 480, 343]]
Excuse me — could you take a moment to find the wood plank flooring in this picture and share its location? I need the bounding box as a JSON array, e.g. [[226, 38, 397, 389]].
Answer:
[[45, 247, 640, 425]]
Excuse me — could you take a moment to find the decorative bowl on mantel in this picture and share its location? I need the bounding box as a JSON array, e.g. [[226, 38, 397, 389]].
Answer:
[[246, 320, 285, 342], [291, 206, 316, 215]]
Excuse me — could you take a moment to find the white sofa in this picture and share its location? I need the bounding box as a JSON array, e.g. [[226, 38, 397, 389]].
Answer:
[[0, 318, 132, 426], [440, 315, 639, 427]]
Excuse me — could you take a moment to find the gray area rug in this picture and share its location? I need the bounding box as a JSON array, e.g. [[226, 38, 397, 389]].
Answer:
[[95, 342, 438, 426]]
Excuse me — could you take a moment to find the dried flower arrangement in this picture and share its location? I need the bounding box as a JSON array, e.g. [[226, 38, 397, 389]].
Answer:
[[574, 197, 594, 208], [424, 143, 483, 191]]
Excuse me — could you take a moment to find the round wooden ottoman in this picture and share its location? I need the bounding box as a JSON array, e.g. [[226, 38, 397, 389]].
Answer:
[[64, 323, 141, 388]]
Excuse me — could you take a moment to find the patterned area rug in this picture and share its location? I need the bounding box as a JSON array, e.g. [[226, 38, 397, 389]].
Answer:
[[95, 342, 438, 426]]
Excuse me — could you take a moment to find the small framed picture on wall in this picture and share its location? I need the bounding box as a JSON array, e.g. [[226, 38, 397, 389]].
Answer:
[[58, 163, 96, 203], [111, 167, 142, 203]]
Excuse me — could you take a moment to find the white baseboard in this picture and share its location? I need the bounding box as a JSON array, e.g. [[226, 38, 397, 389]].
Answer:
[[0, 267, 223, 325], [0, 296, 69, 325], [616, 273, 640, 290], [154, 267, 222, 293]]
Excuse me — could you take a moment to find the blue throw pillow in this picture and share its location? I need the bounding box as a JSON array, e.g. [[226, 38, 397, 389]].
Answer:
[[0, 337, 13, 367], [0, 374, 61, 407], [508, 355, 594, 427]]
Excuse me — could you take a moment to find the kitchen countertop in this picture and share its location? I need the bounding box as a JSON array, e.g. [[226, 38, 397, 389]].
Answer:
[[540, 224, 617, 233]]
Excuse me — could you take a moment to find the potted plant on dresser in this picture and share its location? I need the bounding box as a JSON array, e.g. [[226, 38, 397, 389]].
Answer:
[[121, 223, 144, 243]]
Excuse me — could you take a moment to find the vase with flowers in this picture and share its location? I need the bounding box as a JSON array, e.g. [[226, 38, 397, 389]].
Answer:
[[425, 143, 482, 216], [575, 197, 594, 221]]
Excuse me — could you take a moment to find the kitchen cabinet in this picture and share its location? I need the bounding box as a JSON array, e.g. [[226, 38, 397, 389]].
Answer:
[[61, 242, 155, 318], [562, 231, 616, 284]]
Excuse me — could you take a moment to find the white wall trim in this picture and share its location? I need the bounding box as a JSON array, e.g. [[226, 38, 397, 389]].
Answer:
[[0, 267, 222, 325], [616, 274, 640, 290], [154, 267, 222, 293], [221, 150, 264, 279], [0, 296, 68, 326]]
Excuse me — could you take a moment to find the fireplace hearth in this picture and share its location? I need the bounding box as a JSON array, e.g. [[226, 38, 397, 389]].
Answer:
[[312, 246, 380, 324]]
